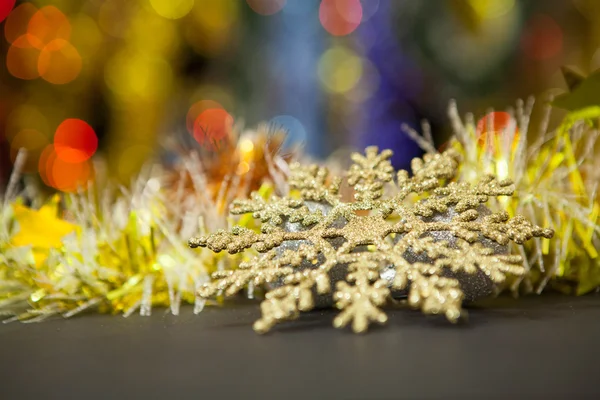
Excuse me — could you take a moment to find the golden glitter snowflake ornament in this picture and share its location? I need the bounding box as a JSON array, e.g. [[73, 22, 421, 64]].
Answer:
[[189, 147, 553, 333]]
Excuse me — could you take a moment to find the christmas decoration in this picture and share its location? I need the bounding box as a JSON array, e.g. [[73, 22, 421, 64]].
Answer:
[[190, 147, 552, 333], [405, 99, 600, 295], [163, 122, 292, 220], [0, 158, 213, 321], [0, 122, 292, 320]]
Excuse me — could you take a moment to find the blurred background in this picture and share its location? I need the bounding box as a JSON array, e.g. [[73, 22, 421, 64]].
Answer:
[[0, 0, 598, 192]]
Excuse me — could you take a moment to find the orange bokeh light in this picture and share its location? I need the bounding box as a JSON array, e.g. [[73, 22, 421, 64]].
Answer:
[[4, 2, 37, 44], [38, 144, 93, 192], [193, 108, 233, 150], [6, 35, 41, 80], [38, 39, 82, 84], [0, 0, 16, 23], [38, 144, 57, 187], [27, 6, 71, 50], [186, 100, 224, 133], [4, 4, 80, 83], [319, 0, 363, 37], [54, 119, 98, 163], [51, 156, 93, 192], [476, 112, 520, 153]]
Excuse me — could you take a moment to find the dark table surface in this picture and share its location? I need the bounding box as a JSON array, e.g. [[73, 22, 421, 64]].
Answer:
[[1, 293, 599, 400]]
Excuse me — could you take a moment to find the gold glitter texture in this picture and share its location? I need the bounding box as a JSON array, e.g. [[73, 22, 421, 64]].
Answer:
[[190, 147, 553, 333]]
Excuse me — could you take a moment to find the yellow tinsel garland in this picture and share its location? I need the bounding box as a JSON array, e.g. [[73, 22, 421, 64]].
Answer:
[[0, 176, 214, 321], [0, 126, 289, 321]]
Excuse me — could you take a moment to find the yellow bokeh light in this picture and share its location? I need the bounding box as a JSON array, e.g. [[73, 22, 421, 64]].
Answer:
[[468, 0, 515, 19], [117, 144, 153, 179], [186, 0, 239, 56], [190, 85, 235, 111], [105, 50, 173, 101], [98, 0, 135, 38], [239, 138, 254, 154], [70, 14, 103, 56], [318, 46, 363, 94], [236, 161, 250, 175], [6, 104, 49, 141], [193, 0, 238, 30], [129, 11, 177, 55], [346, 57, 380, 103], [150, 0, 194, 20], [10, 128, 49, 173]]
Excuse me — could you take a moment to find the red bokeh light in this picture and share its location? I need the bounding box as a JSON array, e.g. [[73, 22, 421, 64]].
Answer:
[[54, 119, 98, 163], [521, 15, 563, 61], [476, 112, 520, 153], [193, 108, 233, 150], [319, 0, 362, 37], [186, 100, 224, 134], [0, 0, 16, 23]]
